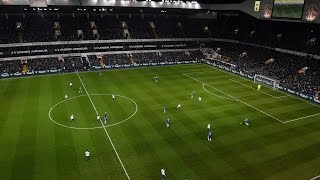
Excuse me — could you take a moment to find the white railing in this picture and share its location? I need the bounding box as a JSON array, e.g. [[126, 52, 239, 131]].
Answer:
[[0, 38, 213, 48]]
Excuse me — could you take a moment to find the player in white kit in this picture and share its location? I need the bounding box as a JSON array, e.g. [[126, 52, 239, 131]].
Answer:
[[85, 150, 90, 160], [177, 103, 181, 110], [97, 114, 100, 122], [161, 168, 166, 179]]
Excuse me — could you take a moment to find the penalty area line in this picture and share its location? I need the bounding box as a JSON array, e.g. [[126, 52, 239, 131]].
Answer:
[[202, 84, 236, 101], [311, 175, 320, 180], [283, 112, 320, 123], [76, 71, 131, 180], [182, 73, 284, 123]]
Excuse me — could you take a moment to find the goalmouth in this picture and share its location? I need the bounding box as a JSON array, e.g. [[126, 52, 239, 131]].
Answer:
[[254, 74, 280, 90]]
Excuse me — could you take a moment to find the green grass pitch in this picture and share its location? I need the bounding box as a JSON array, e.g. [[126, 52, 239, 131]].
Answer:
[[0, 63, 319, 180]]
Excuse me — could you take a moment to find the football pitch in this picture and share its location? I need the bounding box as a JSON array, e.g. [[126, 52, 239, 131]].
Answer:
[[0, 63, 319, 180]]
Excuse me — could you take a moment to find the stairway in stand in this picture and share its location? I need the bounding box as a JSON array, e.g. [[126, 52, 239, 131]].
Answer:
[[99, 58, 105, 67], [151, 28, 158, 39], [130, 55, 136, 64], [17, 31, 24, 43]]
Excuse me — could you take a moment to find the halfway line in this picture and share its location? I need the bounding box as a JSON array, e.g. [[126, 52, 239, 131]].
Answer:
[[76, 71, 131, 180]]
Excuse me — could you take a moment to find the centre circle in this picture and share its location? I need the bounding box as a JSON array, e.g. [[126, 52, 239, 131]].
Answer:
[[48, 94, 138, 130]]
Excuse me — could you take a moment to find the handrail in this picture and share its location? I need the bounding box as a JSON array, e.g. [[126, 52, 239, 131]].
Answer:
[[0, 38, 214, 48]]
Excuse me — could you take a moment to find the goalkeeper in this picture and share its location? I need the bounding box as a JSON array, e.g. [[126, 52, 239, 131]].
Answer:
[[257, 84, 261, 91]]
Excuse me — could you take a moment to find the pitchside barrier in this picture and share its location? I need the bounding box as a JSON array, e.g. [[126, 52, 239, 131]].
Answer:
[[0, 60, 200, 78]]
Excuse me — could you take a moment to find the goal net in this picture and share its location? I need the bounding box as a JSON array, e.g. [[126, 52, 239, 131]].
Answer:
[[254, 74, 280, 90]]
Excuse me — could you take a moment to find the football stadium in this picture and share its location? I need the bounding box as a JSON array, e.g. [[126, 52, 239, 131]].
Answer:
[[0, 0, 319, 179]]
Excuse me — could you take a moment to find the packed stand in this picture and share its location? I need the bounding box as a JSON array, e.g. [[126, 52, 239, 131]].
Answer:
[[126, 18, 155, 39], [28, 58, 61, 71], [103, 54, 131, 66], [59, 15, 90, 41], [95, 16, 124, 40], [87, 55, 100, 67], [62, 56, 85, 71], [1, 12, 320, 57], [0, 16, 19, 44], [216, 13, 320, 55], [133, 53, 161, 64], [0, 60, 22, 75], [154, 20, 185, 38], [182, 20, 212, 38], [190, 50, 206, 60], [160, 51, 193, 62], [23, 14, 54, 43]]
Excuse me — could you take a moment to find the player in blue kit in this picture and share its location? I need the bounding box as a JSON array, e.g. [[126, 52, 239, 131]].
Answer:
[[191, 90, 195, 99], [207, 130, 212, 141], [166, 118, 170, 128], [104, 113, 108, 124], [244, 117, 249, 126]]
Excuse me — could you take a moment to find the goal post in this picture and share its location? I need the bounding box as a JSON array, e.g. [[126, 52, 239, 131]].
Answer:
[[254, 74, 280, 90]]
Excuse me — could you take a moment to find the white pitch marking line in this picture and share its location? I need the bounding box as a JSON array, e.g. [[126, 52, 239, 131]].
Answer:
[[229, 78, 287, 99], [283, 112, 320, 123], [183, 73, 285, 123], [76, 71, 131, 180], [48, 94, 138, 130], [311, 175, 320, 180], [202, 64, 320, 108], [229, 77, 319, 107], [202, 83, 236, 101], [182, 70, 219, 75]]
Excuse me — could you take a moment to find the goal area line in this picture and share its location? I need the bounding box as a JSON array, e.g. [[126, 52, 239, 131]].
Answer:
[[183, 73, 320, 124]]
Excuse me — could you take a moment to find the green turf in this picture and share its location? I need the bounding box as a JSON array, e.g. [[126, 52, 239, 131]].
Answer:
[[272, 4, 304, 19], [0, 63, 319, 180]]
